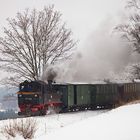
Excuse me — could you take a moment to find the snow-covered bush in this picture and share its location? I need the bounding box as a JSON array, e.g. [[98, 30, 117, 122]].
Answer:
[[1, 118, 37, 139]]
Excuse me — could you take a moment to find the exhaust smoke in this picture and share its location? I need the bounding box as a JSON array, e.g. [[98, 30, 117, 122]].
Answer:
[[55, 17, 140, 83]]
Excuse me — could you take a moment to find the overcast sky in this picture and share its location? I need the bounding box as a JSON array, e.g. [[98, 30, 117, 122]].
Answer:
[[0, 0, 126, 47]]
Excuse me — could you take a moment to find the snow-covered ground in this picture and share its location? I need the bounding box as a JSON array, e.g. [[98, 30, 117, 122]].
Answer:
[[0, 104, 140, 140]]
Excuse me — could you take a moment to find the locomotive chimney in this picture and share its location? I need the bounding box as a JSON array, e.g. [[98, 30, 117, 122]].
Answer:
[[47, 80, 53, 91]]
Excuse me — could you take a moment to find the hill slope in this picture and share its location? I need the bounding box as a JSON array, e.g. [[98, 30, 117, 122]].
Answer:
[[0, 104, 140, 140], [35, 104, 140, 140]]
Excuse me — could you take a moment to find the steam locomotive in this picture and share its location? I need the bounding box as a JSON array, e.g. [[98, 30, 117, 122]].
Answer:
[[17, 80, 140, 116]]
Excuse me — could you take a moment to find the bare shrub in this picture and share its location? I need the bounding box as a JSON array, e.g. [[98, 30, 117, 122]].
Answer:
[[1, 118, 37, 139]]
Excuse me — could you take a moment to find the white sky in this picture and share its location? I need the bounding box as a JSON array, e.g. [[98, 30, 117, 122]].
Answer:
[[0, 0, 126, 46]]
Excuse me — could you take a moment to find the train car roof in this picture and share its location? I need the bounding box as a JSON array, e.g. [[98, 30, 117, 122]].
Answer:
[[20, 79, 140, 86], [53, 80, 140, 85]]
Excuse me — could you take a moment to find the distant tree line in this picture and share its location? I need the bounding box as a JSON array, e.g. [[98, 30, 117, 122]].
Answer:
[[0, 110, 18, 120]]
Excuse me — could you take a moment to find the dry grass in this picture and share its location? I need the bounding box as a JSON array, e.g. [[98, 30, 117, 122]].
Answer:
[[116, 99, 140, 108], [1, 118, 37, 139], [126, 99, 140, 105]]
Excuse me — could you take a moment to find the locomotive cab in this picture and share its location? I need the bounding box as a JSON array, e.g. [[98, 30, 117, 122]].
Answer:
[[17, 80, 64, 116], [17, 80, 47, 116]]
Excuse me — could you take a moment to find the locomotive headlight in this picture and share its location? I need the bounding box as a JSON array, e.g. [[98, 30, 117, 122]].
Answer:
[[34, 94, 38, 97], [19, 94, 22, 97]]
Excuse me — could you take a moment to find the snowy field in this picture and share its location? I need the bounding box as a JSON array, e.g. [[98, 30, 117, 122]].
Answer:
[[0, 104, 140, 140]]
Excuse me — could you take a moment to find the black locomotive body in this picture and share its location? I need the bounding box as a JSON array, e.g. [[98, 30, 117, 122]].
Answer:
[[17, 80, 140, 116]]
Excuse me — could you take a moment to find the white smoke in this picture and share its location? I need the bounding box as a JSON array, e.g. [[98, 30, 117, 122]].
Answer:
[[55, 16, 140, 83]]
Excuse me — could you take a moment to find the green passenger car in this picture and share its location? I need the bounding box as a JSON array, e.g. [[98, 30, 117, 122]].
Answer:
[[76, 85, 91, 106], [90, 84, 118, 108], [61, 83, 119, 111]]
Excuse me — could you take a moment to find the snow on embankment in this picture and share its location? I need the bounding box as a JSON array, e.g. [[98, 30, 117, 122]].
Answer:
[[36, 104, 140, 140], [0, 110, 107, 140]]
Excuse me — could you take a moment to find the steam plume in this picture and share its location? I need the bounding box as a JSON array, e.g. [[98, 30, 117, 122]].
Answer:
[[41, 65, 58, 83], [55, 17, 140, 83]]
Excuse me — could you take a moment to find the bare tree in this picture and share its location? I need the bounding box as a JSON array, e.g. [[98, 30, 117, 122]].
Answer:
[[0, 5, 76, 86], [115, 0, 140, 79]]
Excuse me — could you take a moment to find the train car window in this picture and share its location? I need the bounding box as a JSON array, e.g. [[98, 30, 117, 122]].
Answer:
[[20, 82, 41, 92]]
